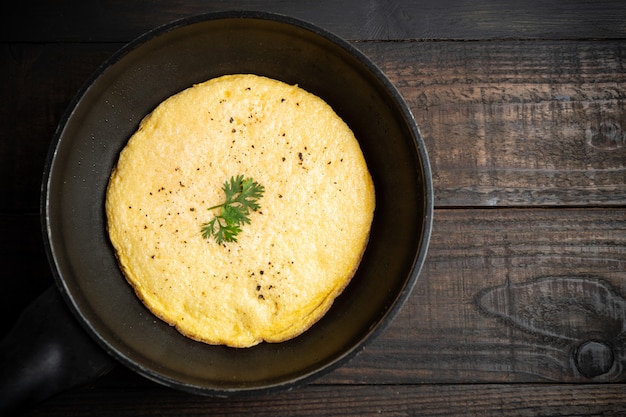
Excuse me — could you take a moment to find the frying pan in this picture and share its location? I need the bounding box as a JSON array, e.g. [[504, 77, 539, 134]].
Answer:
[[0, 11, 432, 414]]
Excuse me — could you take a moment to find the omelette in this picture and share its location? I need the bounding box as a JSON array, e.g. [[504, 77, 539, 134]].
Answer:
[[106, 74, 375, 347]]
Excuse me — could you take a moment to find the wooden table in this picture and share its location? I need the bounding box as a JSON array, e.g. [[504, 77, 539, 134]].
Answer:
[[2, 1, 626, 415]]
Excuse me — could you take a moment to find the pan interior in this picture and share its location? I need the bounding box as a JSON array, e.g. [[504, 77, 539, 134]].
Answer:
[[44, 12, 432, 394]]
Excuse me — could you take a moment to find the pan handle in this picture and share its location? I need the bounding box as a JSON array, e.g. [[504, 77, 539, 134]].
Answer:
[[0, 286, 116, 415]]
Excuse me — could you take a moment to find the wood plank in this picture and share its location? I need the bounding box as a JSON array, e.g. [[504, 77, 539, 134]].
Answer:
[[325, 208, 626, 384], [3, 0, 626, 42], [3, 208, 624, 384], [2, 40, 625, 211], [25, 380, 626, 417], [360, 40, 626, 207]]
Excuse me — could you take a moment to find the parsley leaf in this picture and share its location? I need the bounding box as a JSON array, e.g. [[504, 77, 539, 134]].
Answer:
[[201, 175, 265, 244]]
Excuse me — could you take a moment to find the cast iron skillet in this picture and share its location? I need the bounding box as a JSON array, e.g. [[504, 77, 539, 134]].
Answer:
[[0, 11, 432, 414]]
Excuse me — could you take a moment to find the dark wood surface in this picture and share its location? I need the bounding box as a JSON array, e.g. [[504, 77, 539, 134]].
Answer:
[[2, 1, 626, 415]]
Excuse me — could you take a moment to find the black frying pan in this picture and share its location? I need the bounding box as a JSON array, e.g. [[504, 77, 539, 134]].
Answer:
[[0, 11, 432, 414]]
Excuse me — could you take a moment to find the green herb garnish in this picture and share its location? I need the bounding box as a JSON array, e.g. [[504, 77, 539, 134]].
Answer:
[[201, 175, 265, 244]]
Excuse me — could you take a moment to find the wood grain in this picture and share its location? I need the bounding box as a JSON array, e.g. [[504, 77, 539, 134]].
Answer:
[[25, 378, 626, 417], [325, 208, 626, 384], [3, 0, 626, 42], [359, 40, 626, 207], [2, 40, 625, 211]]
